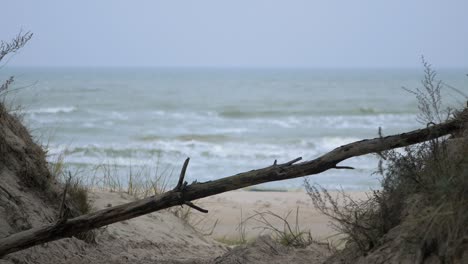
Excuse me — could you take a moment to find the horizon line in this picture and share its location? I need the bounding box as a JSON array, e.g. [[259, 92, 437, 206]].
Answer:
[[4, 65, 468, 70]]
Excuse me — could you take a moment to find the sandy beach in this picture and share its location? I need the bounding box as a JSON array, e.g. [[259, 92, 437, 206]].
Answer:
[[193, 190, 370, 243]]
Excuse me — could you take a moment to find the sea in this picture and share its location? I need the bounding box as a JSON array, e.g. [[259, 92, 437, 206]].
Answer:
[[2, 67, 466, 190]]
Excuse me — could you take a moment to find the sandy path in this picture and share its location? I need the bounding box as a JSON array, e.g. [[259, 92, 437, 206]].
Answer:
[[191, 190, 369, 243]]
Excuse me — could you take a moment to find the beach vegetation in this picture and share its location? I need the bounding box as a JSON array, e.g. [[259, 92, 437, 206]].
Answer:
[[50, 151, 204, 226], [250, 208, 316, 248], [306, 60, 468, 261], [90, 156, 173, 198], [219, 207, 320, 248]]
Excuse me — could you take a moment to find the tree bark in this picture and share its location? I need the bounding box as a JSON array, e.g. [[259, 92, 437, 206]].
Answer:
[[0, 115, 465, 257]]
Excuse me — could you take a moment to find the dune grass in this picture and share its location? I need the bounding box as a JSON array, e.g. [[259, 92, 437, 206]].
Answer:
[[215, 207, 327, 249], [250, 207, 316, 248], [46, 150, 211, 228]]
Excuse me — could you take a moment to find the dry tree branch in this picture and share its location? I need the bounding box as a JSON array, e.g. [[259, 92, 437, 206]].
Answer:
[[0, 110, 466, 257]]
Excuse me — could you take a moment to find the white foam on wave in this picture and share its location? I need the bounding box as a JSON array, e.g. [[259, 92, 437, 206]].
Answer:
[[150, 110, 220, 121], [210, 127, 249, 134], [151, 110, 417, 129], [49, 134, 378, 169], [48, 134, 382, 190], [151, 111, 418, 131], [249, 113, 418, 130], [26, 106, 77, 114]]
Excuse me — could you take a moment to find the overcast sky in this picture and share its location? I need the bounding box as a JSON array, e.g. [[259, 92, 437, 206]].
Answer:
[[2, 0, 468, 68]]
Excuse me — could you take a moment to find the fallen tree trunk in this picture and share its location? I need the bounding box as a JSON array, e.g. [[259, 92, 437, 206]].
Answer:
[[0, 113, 465, 257]]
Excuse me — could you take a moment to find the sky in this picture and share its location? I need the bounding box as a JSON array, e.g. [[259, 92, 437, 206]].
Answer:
[[1, 0, 468, 68]]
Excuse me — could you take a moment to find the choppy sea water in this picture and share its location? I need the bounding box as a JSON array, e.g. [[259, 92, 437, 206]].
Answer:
[[3, 67, 466, 190]]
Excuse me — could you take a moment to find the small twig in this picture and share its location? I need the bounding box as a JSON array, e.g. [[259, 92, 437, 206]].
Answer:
[[334, 166, 355, 170], [175, 158, 190, 191], [375, 127, 388, 160], [376, 152, 387, 161], [184, 201, 208, 213], [283, 157, 302, 166], [173, 158, 208, 213], [274, 157, 302, 174], [427, 122, 436, 127]]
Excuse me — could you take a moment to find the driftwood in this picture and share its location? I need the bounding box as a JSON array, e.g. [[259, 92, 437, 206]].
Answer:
[[0, 114, 465, 257]]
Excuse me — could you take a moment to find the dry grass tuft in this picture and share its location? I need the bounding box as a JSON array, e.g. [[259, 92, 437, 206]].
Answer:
[[66, 174, 92, 216], [219, 207, 321, 248], [305, 184, 384, 252], [250, 208, 316, 248], [89, 154, 173, 198]]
